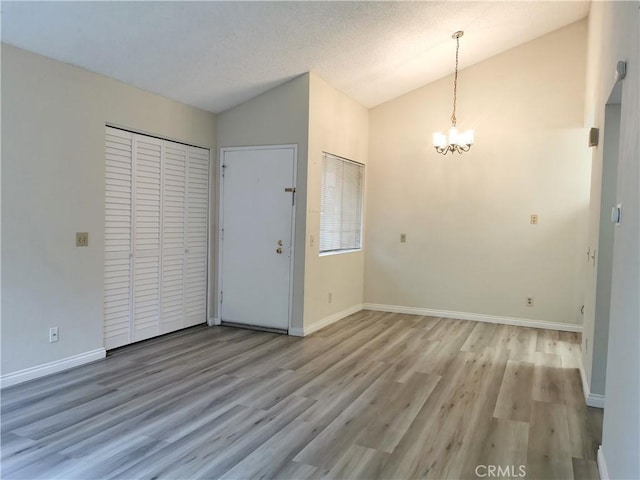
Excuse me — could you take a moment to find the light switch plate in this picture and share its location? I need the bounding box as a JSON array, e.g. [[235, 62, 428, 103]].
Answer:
[[400, 233, 407, 243], [49, 327, 59, 343], [76, 232, 89, 247], [611, 204, 622, 225]]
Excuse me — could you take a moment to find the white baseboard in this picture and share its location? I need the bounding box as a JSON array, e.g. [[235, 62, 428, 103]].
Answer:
[[207, 317, 221, 326], [579, 364, 606, 408], [597, 446, 609, 480], [362, 303, 583, 333], [289, 304, 363, 337], [586, 392, 606, 409], [0, 348, 106, 389]]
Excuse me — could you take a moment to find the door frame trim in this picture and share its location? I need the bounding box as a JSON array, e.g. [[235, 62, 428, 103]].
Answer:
[[217, 144, 298, 333]]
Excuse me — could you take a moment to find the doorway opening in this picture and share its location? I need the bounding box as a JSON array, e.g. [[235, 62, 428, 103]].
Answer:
[[586, 81, 622, 405]]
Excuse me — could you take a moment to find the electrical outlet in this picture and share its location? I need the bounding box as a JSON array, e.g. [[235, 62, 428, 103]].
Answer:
[[400, 233, 407, 243], [328, 292, 332, 304], [76, 232, 89, 247], [530, 214, 538, 225], [526, 296, 534, 307], [49, 327, 59, 343]]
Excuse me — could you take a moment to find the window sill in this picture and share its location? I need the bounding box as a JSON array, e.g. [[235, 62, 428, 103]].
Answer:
[[319, 248, 362, 257]]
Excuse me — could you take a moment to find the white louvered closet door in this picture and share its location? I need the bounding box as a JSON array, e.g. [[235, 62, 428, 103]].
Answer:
[[161, 142, 187, 334], [185, 146, 209, 327], [132, 135, 163, 343], [105, 128, 209, 349], [104, 127, 133, 350]]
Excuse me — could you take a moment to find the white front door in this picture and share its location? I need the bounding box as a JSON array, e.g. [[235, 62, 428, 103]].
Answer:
[[219, 146, 296, 331]]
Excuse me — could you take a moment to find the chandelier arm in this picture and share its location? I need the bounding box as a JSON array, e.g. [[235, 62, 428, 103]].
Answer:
[[434, 143, 474, 155]]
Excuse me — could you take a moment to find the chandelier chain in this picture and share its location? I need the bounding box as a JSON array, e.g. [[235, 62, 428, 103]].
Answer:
[[451, 34, 459, 127]]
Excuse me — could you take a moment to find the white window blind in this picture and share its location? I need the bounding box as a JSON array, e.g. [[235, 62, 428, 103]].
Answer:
[[320, 153, 364, 253]]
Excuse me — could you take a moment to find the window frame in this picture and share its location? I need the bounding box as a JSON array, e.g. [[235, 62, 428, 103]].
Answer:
[[319, 152, 365, 256]]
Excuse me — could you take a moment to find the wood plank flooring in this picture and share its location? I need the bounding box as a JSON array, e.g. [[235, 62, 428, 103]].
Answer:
[[1, 311, 603, 479]]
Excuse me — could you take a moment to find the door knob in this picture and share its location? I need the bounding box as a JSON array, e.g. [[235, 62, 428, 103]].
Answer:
[[276, 247, 283, 254]]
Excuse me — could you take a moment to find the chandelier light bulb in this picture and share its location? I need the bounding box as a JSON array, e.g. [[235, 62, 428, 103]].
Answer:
[[448, 127, 459, 145], [464, 130, 475, 145], [433, 132, 447, 148]]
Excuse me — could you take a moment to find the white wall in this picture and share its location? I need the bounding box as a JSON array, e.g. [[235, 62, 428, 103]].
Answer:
[[364, 21, 590, 327], [583, 2, 640, 479], [1, 44, 217, 376], [216, 74, 310, 329], [304, 73, 369, 329]]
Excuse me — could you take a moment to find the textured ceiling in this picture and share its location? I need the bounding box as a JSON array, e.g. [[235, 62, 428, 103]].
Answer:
[[1, 1, 589, 113]]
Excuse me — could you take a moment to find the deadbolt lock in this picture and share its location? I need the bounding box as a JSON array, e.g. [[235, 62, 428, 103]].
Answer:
[[277, 240, 283, 246]]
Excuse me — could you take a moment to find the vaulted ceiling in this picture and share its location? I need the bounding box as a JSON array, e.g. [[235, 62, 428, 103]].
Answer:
[[1, 1, 589, 113]]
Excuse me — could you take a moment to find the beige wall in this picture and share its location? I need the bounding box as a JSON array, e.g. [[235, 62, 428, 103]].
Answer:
[[364, 20, 590, 326], [304, 73, 369, 329], [216, 74, 310, 329], [582, 2, 639, 478], [1, 44, 217, 375]]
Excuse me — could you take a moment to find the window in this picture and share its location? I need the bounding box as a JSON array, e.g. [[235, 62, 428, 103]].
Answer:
[[320, 153, 364, 254]]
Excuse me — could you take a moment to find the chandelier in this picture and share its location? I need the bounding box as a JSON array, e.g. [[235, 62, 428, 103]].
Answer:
[[433, 31, 474, 155]]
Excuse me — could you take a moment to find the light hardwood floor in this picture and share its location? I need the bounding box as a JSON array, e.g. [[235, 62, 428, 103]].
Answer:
[[1, 311, 602, 479]]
